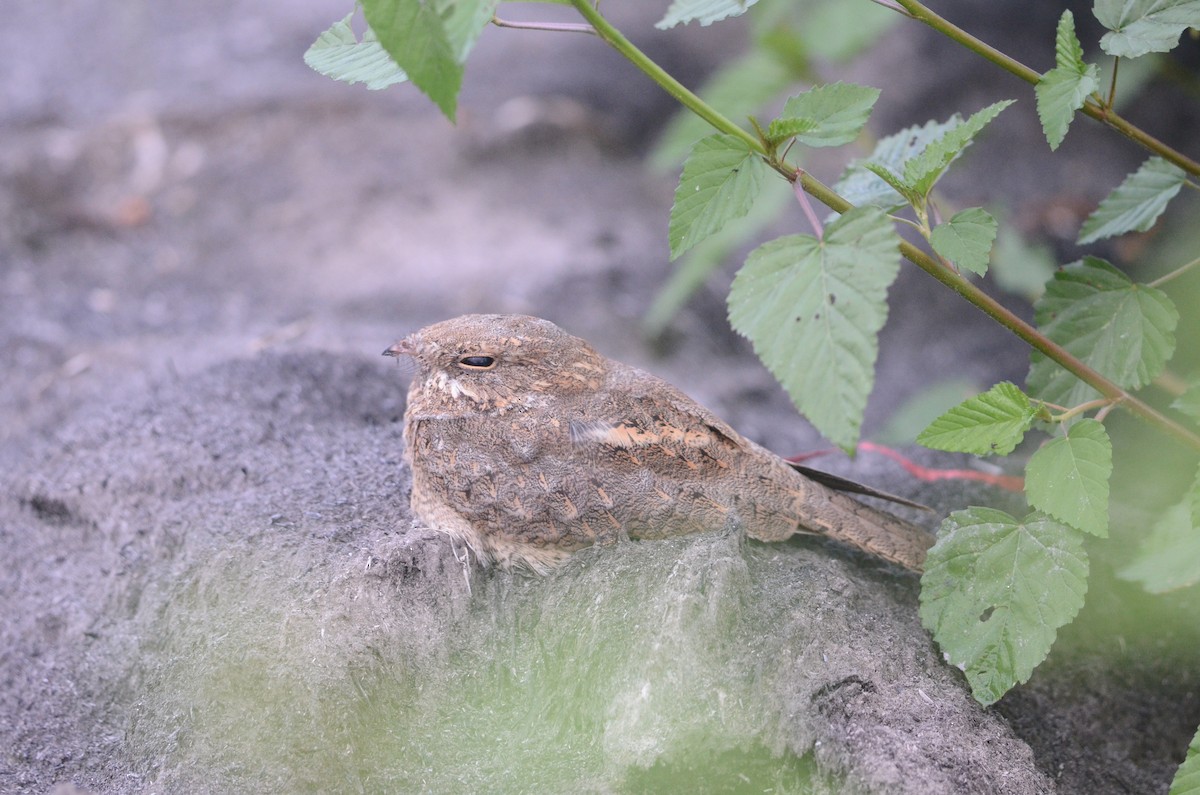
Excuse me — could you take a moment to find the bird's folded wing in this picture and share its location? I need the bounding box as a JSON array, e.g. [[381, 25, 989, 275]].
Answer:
[[568, 377, 748, 478]]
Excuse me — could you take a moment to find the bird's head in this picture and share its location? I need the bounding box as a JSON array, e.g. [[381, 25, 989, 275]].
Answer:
[[385, 314, 607, 414]]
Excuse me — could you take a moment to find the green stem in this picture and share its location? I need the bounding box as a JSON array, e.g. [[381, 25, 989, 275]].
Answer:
[[870, 0, 914, 14], [568, 0, 762, 154], [892, 0, 1041, 83], [566, 0, 1200, 455], [1096, 105, 1200, 174], [1054, 397, 1118, 424], [893, 0, 1200, 177], [491, 16, 597, 36], [1149, 254, 1200, 288], [1107, 56, 1120, 108], [891, 230, 1200, 450]]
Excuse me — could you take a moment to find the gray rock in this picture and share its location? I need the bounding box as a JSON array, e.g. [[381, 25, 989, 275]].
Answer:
[[2, 352, 1049, 793]]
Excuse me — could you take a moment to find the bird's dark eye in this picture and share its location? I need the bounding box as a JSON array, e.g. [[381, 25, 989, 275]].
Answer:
[[458, 355, 497, 370]]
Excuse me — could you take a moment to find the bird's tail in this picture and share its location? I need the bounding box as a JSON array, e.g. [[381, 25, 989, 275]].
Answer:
[[813, 488, 934, 571], [744, 468, 935, 571]]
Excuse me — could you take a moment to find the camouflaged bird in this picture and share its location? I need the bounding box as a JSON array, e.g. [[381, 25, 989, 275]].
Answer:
[[385, 314, 933, 574]]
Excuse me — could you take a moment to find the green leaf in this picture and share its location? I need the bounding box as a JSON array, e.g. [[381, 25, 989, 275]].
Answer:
[[919, 508, 1089, 706], [834, 103, 1013, 211], [1077, 156, 1187, 244], [903, 100, 1014, 196], [1118, 499, 1200, 593], [875, 379, 980, 447], [916, 381, 1036, 456], [862, 163, 921, 208], [765, 117, 817, 142], [657, 0, 761, 28], [834, 117, 961, 210], [767, 83, 881, 147], [1056, 9, 1091, 71], [651, 51, 793, 171], [1095, 0, 1200, 57], [1172, 377, 1200, 422], [728, 207, 900, 451], [1035, 11, 1101, 150], [361, 0, 471, 121], [669, 134, 766, 261], [1170, 723, 1200, 795], [1027, 257, 1179, 409], [305, 14, 410, 90], [644, 178, 791, 337], [310, 2, 494, 101], [1026, 419, 1113, 537], [929, 207, 998, 275], [441, 0, 500, 61]]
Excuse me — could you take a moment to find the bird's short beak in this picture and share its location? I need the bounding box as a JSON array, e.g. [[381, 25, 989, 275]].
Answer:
[[382, 338, 411, 357]]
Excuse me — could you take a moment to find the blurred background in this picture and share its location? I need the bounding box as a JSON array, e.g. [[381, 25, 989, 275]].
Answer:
[[6, 0, 1197, 447], [6, 0, 1163, 452]]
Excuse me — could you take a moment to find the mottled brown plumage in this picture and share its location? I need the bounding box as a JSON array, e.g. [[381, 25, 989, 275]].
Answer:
[[385, 314, 933, 573]]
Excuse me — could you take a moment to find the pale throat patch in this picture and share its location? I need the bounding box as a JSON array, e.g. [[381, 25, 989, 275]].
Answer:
[[431, 371, 480, 403], [420, 366, 560, 415], [426, 370, 525, 412]]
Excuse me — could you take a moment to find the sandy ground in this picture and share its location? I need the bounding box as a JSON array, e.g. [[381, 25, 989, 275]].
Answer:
[[2, 1, 1198, 792]]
